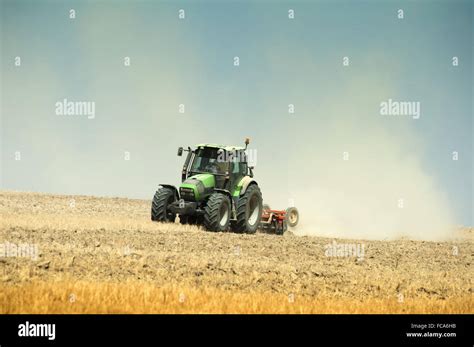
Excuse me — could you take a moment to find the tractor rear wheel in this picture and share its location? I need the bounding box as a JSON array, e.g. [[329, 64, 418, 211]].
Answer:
[[151, 187, 176, 222], [203, 193, 231, 232], [232, 184, 263, 234]]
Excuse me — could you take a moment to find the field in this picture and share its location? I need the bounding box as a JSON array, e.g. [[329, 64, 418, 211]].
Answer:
[[0, 191, 472, 313]]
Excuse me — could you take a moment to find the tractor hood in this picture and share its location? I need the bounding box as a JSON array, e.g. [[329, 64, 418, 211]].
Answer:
[[179, 174, 216, 200]]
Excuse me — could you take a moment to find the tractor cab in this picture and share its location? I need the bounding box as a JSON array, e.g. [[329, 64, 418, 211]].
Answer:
[[179, 144, 249, 192]]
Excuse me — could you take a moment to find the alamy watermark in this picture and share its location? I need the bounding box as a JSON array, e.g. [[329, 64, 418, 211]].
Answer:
[[217, 149, 258, 167], [380, 98, 420, 119], [18, 321, 55, 341], [324, 240, 365, 261], [55, 98, 95, 119], [0, 241, 39, 261]]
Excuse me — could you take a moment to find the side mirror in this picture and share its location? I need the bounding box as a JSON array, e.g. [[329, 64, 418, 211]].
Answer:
[[177, 147, 183, 156]]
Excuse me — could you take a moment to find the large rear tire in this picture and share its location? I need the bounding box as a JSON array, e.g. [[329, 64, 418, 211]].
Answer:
[[203, 193, 231, 232], [151, 187, 177, 222], [232, 184, 263, 234]]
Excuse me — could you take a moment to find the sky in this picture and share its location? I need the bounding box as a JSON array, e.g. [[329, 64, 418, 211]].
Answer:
[[1, 0, 472, 238]]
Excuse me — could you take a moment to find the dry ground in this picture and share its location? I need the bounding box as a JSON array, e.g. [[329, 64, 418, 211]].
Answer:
[[0, 191, 472, 313]]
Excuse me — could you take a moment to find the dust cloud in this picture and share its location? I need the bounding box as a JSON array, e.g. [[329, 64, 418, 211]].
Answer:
[[258, 72, 456, 242]]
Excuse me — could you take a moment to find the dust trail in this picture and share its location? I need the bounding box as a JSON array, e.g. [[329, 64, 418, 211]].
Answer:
[[260, 69, 456, 241]]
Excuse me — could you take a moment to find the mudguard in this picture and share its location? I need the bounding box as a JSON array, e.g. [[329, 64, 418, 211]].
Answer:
[[238, 176, 258, 195], [159, 184, 179, 200]]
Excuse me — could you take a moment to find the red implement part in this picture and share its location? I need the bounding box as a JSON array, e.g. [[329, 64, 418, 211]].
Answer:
[[260, 208, 287, 235], [261, 209, 286, 221]]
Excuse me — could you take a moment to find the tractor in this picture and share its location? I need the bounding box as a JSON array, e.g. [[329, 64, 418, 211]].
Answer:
[[151, 139, 263, 233]]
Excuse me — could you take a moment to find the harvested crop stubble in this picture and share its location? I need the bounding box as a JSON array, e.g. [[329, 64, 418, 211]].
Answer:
[[0, 191, 472, 313]]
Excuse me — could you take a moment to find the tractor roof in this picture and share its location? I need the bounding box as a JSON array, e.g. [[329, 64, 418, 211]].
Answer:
[[195, 143, 246, 151]]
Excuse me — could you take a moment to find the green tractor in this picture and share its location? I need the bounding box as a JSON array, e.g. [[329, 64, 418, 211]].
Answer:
[[151, 139, 263, 233]]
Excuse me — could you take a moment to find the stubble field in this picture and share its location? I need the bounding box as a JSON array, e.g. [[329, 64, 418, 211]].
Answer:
[[0, 191, 472, 313]]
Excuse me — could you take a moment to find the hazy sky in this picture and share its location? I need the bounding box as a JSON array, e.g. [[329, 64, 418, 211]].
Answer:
[[1, 0, 472, 236]]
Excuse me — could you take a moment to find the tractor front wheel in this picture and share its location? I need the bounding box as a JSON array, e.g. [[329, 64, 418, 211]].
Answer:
[[151, 187, 177, 222], [203, 193, 231, 232]]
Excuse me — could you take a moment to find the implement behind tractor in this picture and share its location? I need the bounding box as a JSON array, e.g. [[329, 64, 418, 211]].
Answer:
[[259, 205, 299, 235]]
